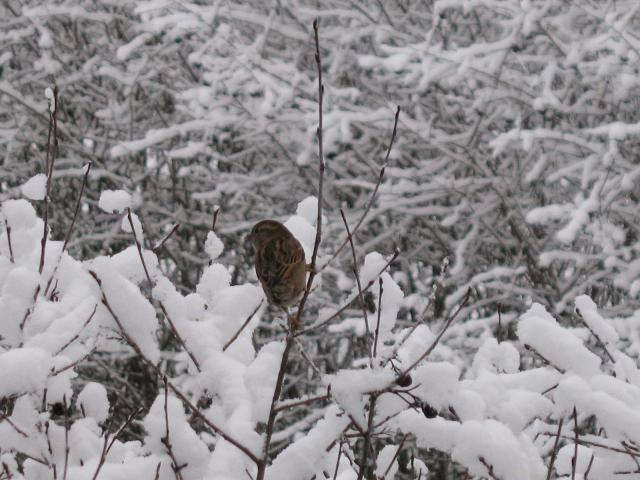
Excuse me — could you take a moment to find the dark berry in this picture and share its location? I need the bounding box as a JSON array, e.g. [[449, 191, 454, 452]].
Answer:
[[422, 403, 438, 419]]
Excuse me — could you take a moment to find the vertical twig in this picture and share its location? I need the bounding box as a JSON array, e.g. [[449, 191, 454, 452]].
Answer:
[[546, 418, 564, 480], [295, 17, 325, 324], [211, 207, 220, 231], [162, 377, 185, 480], [572, 407, 578, 480], [40, 86, 59, 275], [45, 162, 92, 296], [62, 395, 69, 480], [62, 162, 91, 252], [373, 278, 383, 358], [332, 438, 344, 480], [4, 220, 14, 263], [127, 209, 153, 285], [383, 434, 409, 477], [340, 209, 371, 346], [357, 395, 378, 480], [256, 337, 294, 480], [584, 453, 595, 479]]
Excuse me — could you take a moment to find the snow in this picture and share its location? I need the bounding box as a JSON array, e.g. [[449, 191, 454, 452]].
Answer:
[[575, 295, 618, 345], [121, 211, 144, 242], [98, 189, 132, 213], [204, 231, 224, 260], [1, 199, 38, 229], [295, 196, 318, 225], [143, 393, 210, 480], [77, 382, 109, 422], [375, 445, 399, 479], [44, 86, 55, 112], [20, 174, 47, 200], [517, 303, 601, 378], [244, 341, 285, 423], [0, 348, 52, 397]]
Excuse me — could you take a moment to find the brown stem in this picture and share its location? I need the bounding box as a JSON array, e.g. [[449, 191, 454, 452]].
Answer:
[[373, 278, 383, 358], [4, 220, 14, 263], [62, 396, 69, 480], [294, 17, 325, 325], [223, 300, 263, 351], [40, 86, 59, 276], [296, 250, 399, 336], [400, 287, 472, 377], [44, 162, 92, 296], [340, 209, 371, 346], [162, 377, 185, 480], [356, 395, 377, 480], [153, 224, 179, 253], [255, 336, 293, 480], [546, 419, 563, 480], [572, 407, 578, 480]]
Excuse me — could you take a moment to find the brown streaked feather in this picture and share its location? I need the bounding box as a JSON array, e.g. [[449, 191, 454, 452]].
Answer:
[[249, 220, 306, 308]]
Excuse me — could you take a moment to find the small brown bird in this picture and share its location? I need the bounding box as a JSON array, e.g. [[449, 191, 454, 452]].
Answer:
[[247, 220, 307, 310]]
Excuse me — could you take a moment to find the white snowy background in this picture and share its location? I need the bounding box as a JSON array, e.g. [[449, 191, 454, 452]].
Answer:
[[1, 1, 640, 479]]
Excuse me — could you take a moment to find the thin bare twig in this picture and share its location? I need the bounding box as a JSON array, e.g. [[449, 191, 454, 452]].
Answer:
[[340, 209, 371, 341], [546, 419, 563, 480], [4, 220, 14, 263], [153, 224, 179, 253], [62, 162, 92, 252], [400, 287, 472, 377], [40, 86, 59, 276], [296, 250, 399, 336], [223, 300, 263, 351], [576, 307, 615, 363], [211, 207, 220, 231], [356, 395, 377, 480], [274, 388, 331, 413], [162, 377, 185, 480], [479, 457, 499, 480], [332, 438, 344, 480], [256, 336, 293, 480], [373, 278, 383, 358], [383, 434, 409, 477], [524, 344, 565, 373], [62, 396, 69, 480], [54, 304, 97, 355], [572, 407, 578, 480], [294, 17, 325, 326], [44, 162, 92, 296]]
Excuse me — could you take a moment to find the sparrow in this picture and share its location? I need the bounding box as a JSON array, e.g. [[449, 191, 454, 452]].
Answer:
[[247, 220, 307, 310]]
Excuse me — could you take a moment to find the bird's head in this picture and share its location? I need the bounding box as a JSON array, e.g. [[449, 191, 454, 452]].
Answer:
[[246, 219, 291, 249]]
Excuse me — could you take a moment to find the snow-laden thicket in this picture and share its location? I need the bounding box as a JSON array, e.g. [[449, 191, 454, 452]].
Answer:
[[3, 187, 640, 479], [3, 0, 640, 320]]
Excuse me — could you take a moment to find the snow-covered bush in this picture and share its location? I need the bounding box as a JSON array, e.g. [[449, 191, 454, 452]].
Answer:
[[4, 179, 640, 479]]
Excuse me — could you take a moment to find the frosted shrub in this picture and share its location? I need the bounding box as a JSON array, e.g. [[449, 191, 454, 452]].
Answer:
[[2, 189, 640, 479]]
